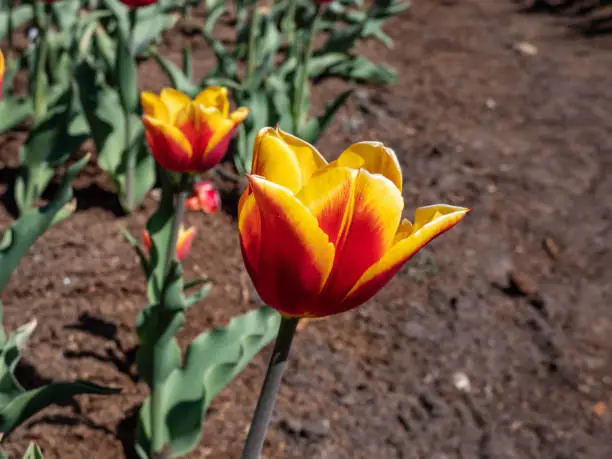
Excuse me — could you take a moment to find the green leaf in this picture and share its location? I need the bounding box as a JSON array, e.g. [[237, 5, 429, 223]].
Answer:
[[0, 97, 32, 135], [132, 13, 177, 55], [0, 320, 37, 407], [0, 5, 33, 42], [136, 306, 281, 457], [0, 155, 88, 292], [116, 29, 139, 114], [154, 54, 198, 97], [0, 381, 119, 438], [22, 443, 44, 459], [301, 89, 353, 144], [117, 224, 150, 277]]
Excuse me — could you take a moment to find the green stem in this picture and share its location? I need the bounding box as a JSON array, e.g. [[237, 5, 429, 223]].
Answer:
[[240, 316, 300, 459], [124, 8, 138, 212], [246, 7, 261, 84], [150, 174, 189, 455], [7, 0, 14, 54], [32, 3, 52, 121], [284, 0, 297, 47], [292, 4, 320, 136]]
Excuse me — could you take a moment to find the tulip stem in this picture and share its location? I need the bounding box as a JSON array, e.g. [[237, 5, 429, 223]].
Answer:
[[293, 4, 320, 136], [240, 316, 300, 459], [164, 175, 189, 278], [246, 7, 261, 84], [7, 0, 14, 54], [32, 2, 52, 121], [124, 8, 138, 213]]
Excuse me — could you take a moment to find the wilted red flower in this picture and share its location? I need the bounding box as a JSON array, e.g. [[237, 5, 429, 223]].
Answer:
[[120, 0, 158, 7], [185, 180, 221, 214], [142, 225, 196, 261]]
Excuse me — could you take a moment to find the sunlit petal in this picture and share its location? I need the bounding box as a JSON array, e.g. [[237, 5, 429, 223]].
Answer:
[[160, 88, 191, 124], [335, 141, 403, 192], [194, 86, 229, 117], [244, 175, 335, 316], [320, 170, 404, 307], [141, 92, 169, 123], [142, 115, 193, 172], [251, 127, 327, 193], [341, 206, 469, 311]]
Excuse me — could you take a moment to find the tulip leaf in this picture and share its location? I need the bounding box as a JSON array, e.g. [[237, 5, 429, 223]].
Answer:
[[154, 54, 199, 97], [132, 13, 176, 56], [0, 5, 33, 42], [0, 155, 88, 293], [21, 443, 44, 459], [15, 85, 88, 214], [0, 381, 119, 438], [135, 306, 281, 458], [302, 89, 353, 145], [116, 28, 139, 114], [0, 96, 32, 135]]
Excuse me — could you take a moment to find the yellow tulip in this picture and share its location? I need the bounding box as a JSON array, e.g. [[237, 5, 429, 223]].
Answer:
[[141, 87, 248, 173], [238, 127, 469, 318]]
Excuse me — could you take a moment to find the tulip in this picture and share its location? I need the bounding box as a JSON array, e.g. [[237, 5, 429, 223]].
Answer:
[[120, 0, 158, 7], [238, 127, 469, 318], [143, 225, 196, 261], [185, 180, 221, 214], [141, 87, 249, 173], [0, 49, 4, 101]]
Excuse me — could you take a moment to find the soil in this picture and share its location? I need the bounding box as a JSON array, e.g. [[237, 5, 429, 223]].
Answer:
[[1, 0, 612, 458]]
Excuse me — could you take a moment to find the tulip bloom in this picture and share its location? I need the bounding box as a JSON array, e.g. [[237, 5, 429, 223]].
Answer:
[[238, 127, 469, 318], [120, 0, 158, 7], [141, 87, 248, 173], [143, 225, 196, 261], [185, 180, 221, 214]]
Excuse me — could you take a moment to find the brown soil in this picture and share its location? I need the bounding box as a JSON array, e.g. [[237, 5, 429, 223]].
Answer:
[[2, 0, 612, 458]]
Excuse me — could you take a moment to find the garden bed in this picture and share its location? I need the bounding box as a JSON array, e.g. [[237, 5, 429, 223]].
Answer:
[[2, 0, 612, 458]]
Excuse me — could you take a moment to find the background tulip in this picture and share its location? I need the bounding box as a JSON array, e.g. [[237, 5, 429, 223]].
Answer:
[[143, 225, 196, 261], [141, 87, 249, 173], [239, 127, 469, 318]]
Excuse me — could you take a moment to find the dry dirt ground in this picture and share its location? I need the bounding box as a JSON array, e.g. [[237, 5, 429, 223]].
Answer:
[[1, 0, 612, 458]]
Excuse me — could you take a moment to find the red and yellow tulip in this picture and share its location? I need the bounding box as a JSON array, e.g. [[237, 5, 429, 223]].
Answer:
[[0, 49, 4, 101], [143, 225, 196, 261], [238, 127, 469, 318], [185, 180, 221, 214], [141, 87, 248, 173]]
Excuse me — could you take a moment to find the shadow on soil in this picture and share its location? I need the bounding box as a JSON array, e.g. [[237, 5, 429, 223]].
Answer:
[[0, 165, 126, 220], [63, 313, 138, 383], [518, 0, 612, 35]]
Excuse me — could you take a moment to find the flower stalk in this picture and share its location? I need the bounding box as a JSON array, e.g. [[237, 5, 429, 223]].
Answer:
[[32, 2, 53, 121], [240, 316, 300, 459], [124, 8, 138, 212], [246, 7, 261, 84], [293, 4, 320, 135]]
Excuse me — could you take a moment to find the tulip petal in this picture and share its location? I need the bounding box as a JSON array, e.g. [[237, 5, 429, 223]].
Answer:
[[335, 142, 403, 192], [176, 226, 197, 261], [174, 102, 215, 159], [241, 175, 335, 316], [194, 86, 230, 117], [341, 205, 469, 311], [320, 170, 404, 306], [141, 92, 169, 123], [251, 127, 327, 194], [297, 165, 357, 246], [142, 115, 193, 172], [160, 88, 191, 124]]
